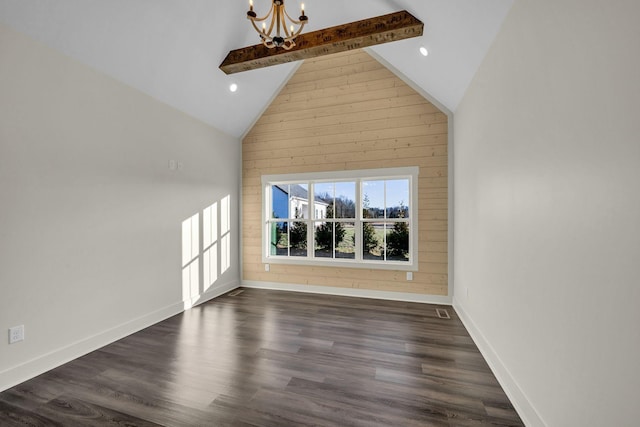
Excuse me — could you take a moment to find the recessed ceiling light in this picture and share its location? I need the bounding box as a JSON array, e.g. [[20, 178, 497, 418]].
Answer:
[[419, 47, 428, 57], [229, 83, 238, 92]]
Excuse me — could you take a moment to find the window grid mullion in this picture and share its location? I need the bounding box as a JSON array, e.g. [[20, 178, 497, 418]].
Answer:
[[355, 178, 362, 263], [309, 182, 314, 259]]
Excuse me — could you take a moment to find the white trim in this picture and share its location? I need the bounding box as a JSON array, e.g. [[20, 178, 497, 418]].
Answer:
[[183, 279, 241, 309], [264, 256, 416, 271], [242, 280, 452, 305], [364, 48, 454, 299], [239, 137, 245, 285], [453, 299, 547, 427], [448, 115, 454, 298], [0, 302, 181, 392], [262, 167, 419, 270], [0, 279, 240, 393], [262, 166, 420, 184]]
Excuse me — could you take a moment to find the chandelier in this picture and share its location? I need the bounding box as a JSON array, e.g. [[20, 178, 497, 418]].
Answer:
[[247, 0, 308, 50]]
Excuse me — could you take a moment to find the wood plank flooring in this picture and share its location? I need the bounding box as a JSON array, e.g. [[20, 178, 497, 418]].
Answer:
[[0, 289, 523, 426]]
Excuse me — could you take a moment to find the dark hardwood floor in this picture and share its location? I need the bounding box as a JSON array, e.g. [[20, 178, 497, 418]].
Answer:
[[0, 289, 523, 426]]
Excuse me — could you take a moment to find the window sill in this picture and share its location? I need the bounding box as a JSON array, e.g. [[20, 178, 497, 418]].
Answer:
[[262, 256, 417, 271]]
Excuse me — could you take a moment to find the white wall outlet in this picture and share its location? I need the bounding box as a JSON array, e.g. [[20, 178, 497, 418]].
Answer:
[[9, 325, 24, 344], [406, 272, 413, 281], [265, 263, 270, 272], [168, 159, 177, 170], [177, 161, 184, 170]]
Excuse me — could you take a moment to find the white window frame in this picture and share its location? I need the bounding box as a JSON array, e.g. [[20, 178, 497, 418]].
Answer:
[[261, 167, 419, 271]]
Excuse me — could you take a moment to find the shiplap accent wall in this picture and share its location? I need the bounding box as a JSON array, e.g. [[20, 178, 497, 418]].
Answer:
[[242, 49, 448, 296]]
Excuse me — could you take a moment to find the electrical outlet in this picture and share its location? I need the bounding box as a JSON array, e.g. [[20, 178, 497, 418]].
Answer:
[[265, 263, 270, 272], [9, 325, 24, 344], [406, 272, 413, 281]]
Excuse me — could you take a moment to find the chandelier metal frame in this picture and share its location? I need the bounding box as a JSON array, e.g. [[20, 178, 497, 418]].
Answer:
[[247, 0, 308, 50]]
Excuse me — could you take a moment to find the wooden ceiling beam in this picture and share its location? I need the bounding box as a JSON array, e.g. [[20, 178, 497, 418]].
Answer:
[[219, 10, 423, 75]]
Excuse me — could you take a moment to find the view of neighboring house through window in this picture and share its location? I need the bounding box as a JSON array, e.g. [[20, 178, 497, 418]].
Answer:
[[270, 183, 313, 257], [263, 167, 418, 270]]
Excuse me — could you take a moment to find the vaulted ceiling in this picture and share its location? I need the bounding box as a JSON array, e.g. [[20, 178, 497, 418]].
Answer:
[[0, 0, 513, 138]]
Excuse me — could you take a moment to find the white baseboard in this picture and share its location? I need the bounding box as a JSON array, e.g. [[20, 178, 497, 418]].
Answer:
[[242, 280, 452, 305], [0, 279, 240, 393], [0, 302, 183, 393], [184, 279, 240, 309], [453, 298, 546, 427]]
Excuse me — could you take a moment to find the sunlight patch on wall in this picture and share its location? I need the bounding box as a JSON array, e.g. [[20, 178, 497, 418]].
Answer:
[[204, 244, 218, 292], [221, 195, 231, 274], [203, 202, 219, 292], [182, 213, 200, 309]]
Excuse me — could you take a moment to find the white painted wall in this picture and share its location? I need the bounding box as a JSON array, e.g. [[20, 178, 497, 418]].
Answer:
[[453, 1, 640, 426], [0, 23, 240, 391]]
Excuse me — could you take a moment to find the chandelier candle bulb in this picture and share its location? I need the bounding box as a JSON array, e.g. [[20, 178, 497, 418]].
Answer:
[[246, 0, 309, 50], [247, 0, 256, 18]]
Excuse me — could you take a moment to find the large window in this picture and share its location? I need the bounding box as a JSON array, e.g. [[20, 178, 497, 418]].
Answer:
[[262, 167, 418, 270]]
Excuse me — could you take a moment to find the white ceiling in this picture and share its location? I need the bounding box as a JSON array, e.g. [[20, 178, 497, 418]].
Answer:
[[0, 0, 513, 138]]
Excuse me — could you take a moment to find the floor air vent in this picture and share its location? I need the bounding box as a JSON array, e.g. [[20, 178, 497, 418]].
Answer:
[[436, 308, 451, 319], [228, 289, 244, 297]]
